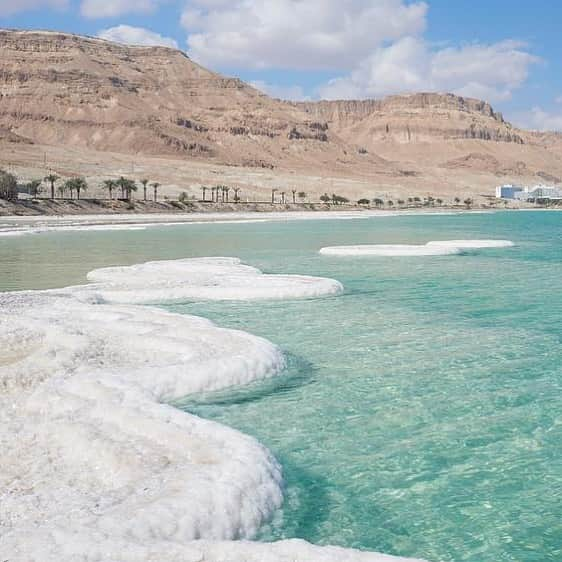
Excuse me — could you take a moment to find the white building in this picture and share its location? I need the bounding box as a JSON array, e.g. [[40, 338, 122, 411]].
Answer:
[[496, 184, 524, 199], [514, 185, 562, 201]]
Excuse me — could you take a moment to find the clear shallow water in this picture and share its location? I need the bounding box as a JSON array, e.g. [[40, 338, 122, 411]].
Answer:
[[1, 211, 561, 562]]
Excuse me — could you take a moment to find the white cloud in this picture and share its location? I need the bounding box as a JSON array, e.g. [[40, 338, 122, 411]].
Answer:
[[97, 25, 178, 49], [182, 0, 428, 70], [319, 38, 539, 103], [0, 0, 67, 16], [178, 0, 537, 105], [250, 80, 308, 101], [81, 0, 161, 19], [514, 106, 562, 132]]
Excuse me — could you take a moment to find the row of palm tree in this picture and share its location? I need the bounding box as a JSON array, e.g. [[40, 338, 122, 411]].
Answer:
[[103, 177, 161, 201], [61, 177, 88, 199], [202, 185, 240, 203], [271, 189, 307, 204], [358, 196, 471, 208], [30, 176, 88, 199], [24, 173, 161, 202]]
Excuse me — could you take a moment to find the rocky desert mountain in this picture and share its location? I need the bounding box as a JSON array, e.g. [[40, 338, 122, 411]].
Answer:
[[2, 29, 562, 201]]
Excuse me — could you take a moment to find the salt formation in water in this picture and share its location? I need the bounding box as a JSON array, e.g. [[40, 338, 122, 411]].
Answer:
[[319, 245, 461, 256], [425, 239, 514, 249], [1, 258, 422, 562], [83, 257, 344, 303], [320, 240, 514, 256]]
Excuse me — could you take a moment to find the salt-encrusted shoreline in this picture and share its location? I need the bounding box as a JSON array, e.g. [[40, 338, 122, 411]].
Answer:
[[0, 257, 424, 561], [0, 208, 495, 237]]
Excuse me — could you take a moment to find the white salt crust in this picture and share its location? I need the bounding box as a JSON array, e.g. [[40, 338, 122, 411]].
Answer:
[[320, 240, 515, 256], [425, 239, 515, 249], [319, 244, 461, 257], [0, 258, 423, 562], [81, 257, 344, 303]]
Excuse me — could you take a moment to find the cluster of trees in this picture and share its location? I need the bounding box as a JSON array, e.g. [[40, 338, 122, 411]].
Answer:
[[355, 196, 473, 208], [320, 193, 350, 205], [99, 177, 160, 201], [2, 173, 162, 202], [0, 169, 18, 201]]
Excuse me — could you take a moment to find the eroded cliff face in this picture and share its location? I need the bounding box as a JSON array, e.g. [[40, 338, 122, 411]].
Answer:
[[294, 93, 524, 145]]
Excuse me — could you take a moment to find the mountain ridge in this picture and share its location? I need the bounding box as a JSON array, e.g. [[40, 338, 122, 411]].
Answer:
[[2, 29, 562, 200]]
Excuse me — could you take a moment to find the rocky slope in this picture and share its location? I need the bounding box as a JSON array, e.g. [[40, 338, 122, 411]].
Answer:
[[0, 29, 389, 174], [2, 29, 562, 200]]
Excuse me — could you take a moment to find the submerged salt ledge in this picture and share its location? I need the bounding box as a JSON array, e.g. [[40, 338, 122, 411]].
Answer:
[[320, 240, 515, 256], [1, 258, 422, 561]]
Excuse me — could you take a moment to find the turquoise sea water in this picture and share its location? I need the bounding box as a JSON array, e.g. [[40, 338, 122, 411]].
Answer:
[[1, 211, 561, 562]]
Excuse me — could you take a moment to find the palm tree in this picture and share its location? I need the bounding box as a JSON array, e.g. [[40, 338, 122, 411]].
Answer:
[[151, 182, 160, 202], [64, 178, 76, 199], [271, 188, 278, 204], [387, 200, 394, 207], [397, 199, 405, 206], [298, 191, 307, 202], [201, 186, 207, 201], [74, 177, 87, 199], [281, 191, 286, 204], [141, 178, 149, 201], [454, 197, 461, 205], [103, 179, 116, 200], [116, 176, 136, 200], [27, 179, 42, 197], [125, 179, 137, 200], [116, 176, 127, 199], [224, 187, 230, 203], [57, 183, 67, 198], [44, 173, 59, 199], [233, 187, 241, 202], [464, 197, 473, 208], [292, 189, 297, 203]]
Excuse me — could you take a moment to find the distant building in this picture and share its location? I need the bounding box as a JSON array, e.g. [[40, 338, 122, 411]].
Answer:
[[514, 185, 562, 201], [496, 184, 562, 201], [496, 184, 523, 199]]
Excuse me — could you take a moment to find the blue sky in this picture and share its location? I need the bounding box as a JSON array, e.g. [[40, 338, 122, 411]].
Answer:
[[2, 0, 562, 130]]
